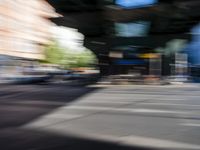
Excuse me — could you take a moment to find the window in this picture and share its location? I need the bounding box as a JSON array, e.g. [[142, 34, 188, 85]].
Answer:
[[115, 21, 151, 37], [115, 0, 157, 9]]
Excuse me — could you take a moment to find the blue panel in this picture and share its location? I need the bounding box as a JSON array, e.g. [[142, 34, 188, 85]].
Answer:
[[114, 59, 147, 65], [116, 0, 157, 8], [187, 23, 200, 65]]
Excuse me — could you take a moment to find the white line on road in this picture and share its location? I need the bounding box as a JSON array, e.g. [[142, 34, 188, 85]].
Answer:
[[181, 123, 200, 127], [120, 135, 200, 149], [140, 103, 200, 107], [65, 105, 189, 115]]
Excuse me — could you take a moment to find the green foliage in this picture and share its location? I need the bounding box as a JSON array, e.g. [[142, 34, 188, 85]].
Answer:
[[44, 40, 65, 65], [63, 48, 97, 68], [44, 40, 97, 68]]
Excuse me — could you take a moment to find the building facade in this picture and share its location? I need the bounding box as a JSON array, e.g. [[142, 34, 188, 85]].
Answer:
[[0, 0, 58, 60]]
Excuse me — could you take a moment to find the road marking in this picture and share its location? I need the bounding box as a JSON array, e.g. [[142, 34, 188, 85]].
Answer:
[[181, 123, 200, 127], [78, 101, 132, 104], [120, 135, 200, 149], [65, 105, 189, 114], [140, 103, 200, 107]]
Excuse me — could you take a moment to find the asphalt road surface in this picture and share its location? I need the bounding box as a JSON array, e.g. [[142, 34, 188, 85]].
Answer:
[[0, 83, 200, 150]]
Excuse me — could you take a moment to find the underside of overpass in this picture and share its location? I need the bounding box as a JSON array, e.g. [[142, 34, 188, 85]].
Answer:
[[47, 0, 200, 75]]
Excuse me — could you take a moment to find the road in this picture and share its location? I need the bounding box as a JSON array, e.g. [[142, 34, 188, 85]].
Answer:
[[0, 83, 200, 150]]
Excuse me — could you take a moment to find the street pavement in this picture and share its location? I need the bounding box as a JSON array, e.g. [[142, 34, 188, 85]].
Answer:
[[1, 83, 200, 150]]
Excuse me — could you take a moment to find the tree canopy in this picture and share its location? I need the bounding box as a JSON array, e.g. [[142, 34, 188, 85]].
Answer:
[[44, 40, 97, 68]]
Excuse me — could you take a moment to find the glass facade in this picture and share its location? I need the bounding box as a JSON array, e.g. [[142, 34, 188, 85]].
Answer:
[[115, 21, 151, 37], [115, 0, 157, 8]]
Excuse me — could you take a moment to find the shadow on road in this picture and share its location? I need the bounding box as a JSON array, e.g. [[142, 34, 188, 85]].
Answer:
[[0, 84, 99, 128], [0, 128, 155, 150]]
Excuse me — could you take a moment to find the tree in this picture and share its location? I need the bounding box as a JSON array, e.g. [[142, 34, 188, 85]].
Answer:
[[63, 48, 97, 68], [44, 40, 65, 65], [44, 40, 97, 68]]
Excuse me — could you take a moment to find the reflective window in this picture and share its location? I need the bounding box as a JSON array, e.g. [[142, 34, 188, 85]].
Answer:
[[116, 0, 157, 8], [115, 21, 151, 37]]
